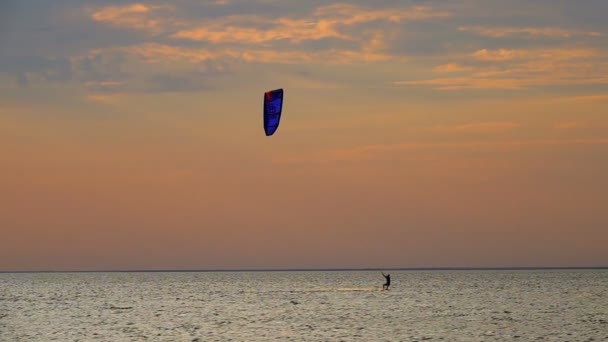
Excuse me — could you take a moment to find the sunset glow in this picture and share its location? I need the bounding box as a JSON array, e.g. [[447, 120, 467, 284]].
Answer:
[[1, 0, 607, 271]]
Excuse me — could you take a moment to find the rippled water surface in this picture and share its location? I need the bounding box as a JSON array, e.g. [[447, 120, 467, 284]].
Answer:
[[1, 270, 607, 341]]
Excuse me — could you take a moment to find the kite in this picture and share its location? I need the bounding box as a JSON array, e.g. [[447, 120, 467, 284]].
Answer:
[[263, 88, 284, 136]]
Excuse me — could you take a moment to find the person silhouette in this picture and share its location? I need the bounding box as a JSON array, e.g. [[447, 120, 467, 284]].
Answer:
[[381, 272, 391, 290]]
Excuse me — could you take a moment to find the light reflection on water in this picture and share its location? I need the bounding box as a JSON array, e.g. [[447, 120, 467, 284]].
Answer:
[[1, 270, 606, 341]]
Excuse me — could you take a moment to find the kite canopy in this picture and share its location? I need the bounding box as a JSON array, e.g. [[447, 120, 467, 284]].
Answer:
[[263, 88, 284, 136]]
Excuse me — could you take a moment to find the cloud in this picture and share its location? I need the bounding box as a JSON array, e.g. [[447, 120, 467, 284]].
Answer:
[[433, 63, 472, 73], [396, 76, 608, 91], [471, 48, 598, 62], [103, 41, 396, 66], [71, 51, 130, 82], [312, 3, 451, 25], [122, 43, 219, 63], [0, 55, 73, 87], [91, 2, 451, 48], [91, 3, 177, 33], [62, 46, 226, 94], [84, 80, 125, 93], [395, 78, 528, 90], [6, 1, 607, 98], [92, 3, 449, 66], [560, 94, 608, 102], [85, 93, 126, 104], [144, 73, 212, 93], [170, 4, 450, 44], [82, 74, 212, 95], [396, 47, 608, 90], [170, 15, 349, 44], [1, 1, 454, 97], [459, 26, 602, 39], [470, 49, 524, 62]]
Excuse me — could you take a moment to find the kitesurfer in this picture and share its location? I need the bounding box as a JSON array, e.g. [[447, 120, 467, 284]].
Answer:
[[381, 272, 391, 290]]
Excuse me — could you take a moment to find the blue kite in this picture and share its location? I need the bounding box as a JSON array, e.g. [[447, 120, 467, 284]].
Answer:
[[263, 88, 284, 136]]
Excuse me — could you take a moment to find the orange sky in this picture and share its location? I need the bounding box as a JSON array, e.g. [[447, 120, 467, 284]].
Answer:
[[1, 1, 607, 271]]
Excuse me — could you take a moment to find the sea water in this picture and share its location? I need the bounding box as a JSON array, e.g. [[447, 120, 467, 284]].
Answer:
[[1, 270, 606, 341]]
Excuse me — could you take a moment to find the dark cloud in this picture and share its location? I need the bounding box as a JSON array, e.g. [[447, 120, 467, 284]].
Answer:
[[73, 52, 131, 83], [144, 73, 212, 93], [0, 55, 72, 87], [84, 81, 125, 94]]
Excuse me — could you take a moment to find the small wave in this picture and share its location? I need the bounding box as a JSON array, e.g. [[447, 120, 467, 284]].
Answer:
[[109, 305, 133, 310]]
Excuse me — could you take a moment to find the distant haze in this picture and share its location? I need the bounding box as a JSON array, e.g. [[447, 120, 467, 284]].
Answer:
[[1, 0, 607, 271]]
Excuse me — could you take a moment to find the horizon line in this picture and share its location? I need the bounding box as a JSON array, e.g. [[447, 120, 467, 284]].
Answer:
[[1, 266, 607, 274]]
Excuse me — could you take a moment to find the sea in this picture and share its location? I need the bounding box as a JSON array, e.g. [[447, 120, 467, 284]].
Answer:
[[1, 269, 606, 341]]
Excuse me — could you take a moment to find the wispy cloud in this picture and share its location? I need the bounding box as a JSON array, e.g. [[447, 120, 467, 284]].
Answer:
[[121, 43, 220, 63], [42, 1, 454, 96], [85, 93, 126, 104], [105, 42, 395, 65], [433, 63, 472, 73], [395, 78, 526, 90], [397, 48, 608, 90], [170, 15, 349, 44], [170, 4, 450, 44], [459, 26, 602, 39], [89, 2, 451, 48], [91, 3, 178, 33], [88, 3, 449, 66], [314, 4, 451, 24], [469, 48, 599, 62], [560, 94, 608, 102], [66, 44, 229, 94]]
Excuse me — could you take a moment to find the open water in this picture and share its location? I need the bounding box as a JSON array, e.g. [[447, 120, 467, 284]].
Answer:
[[1, 270, 606, 341]]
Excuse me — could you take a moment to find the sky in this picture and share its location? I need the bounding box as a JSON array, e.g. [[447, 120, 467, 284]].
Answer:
[[1, 0, 607, 271]]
